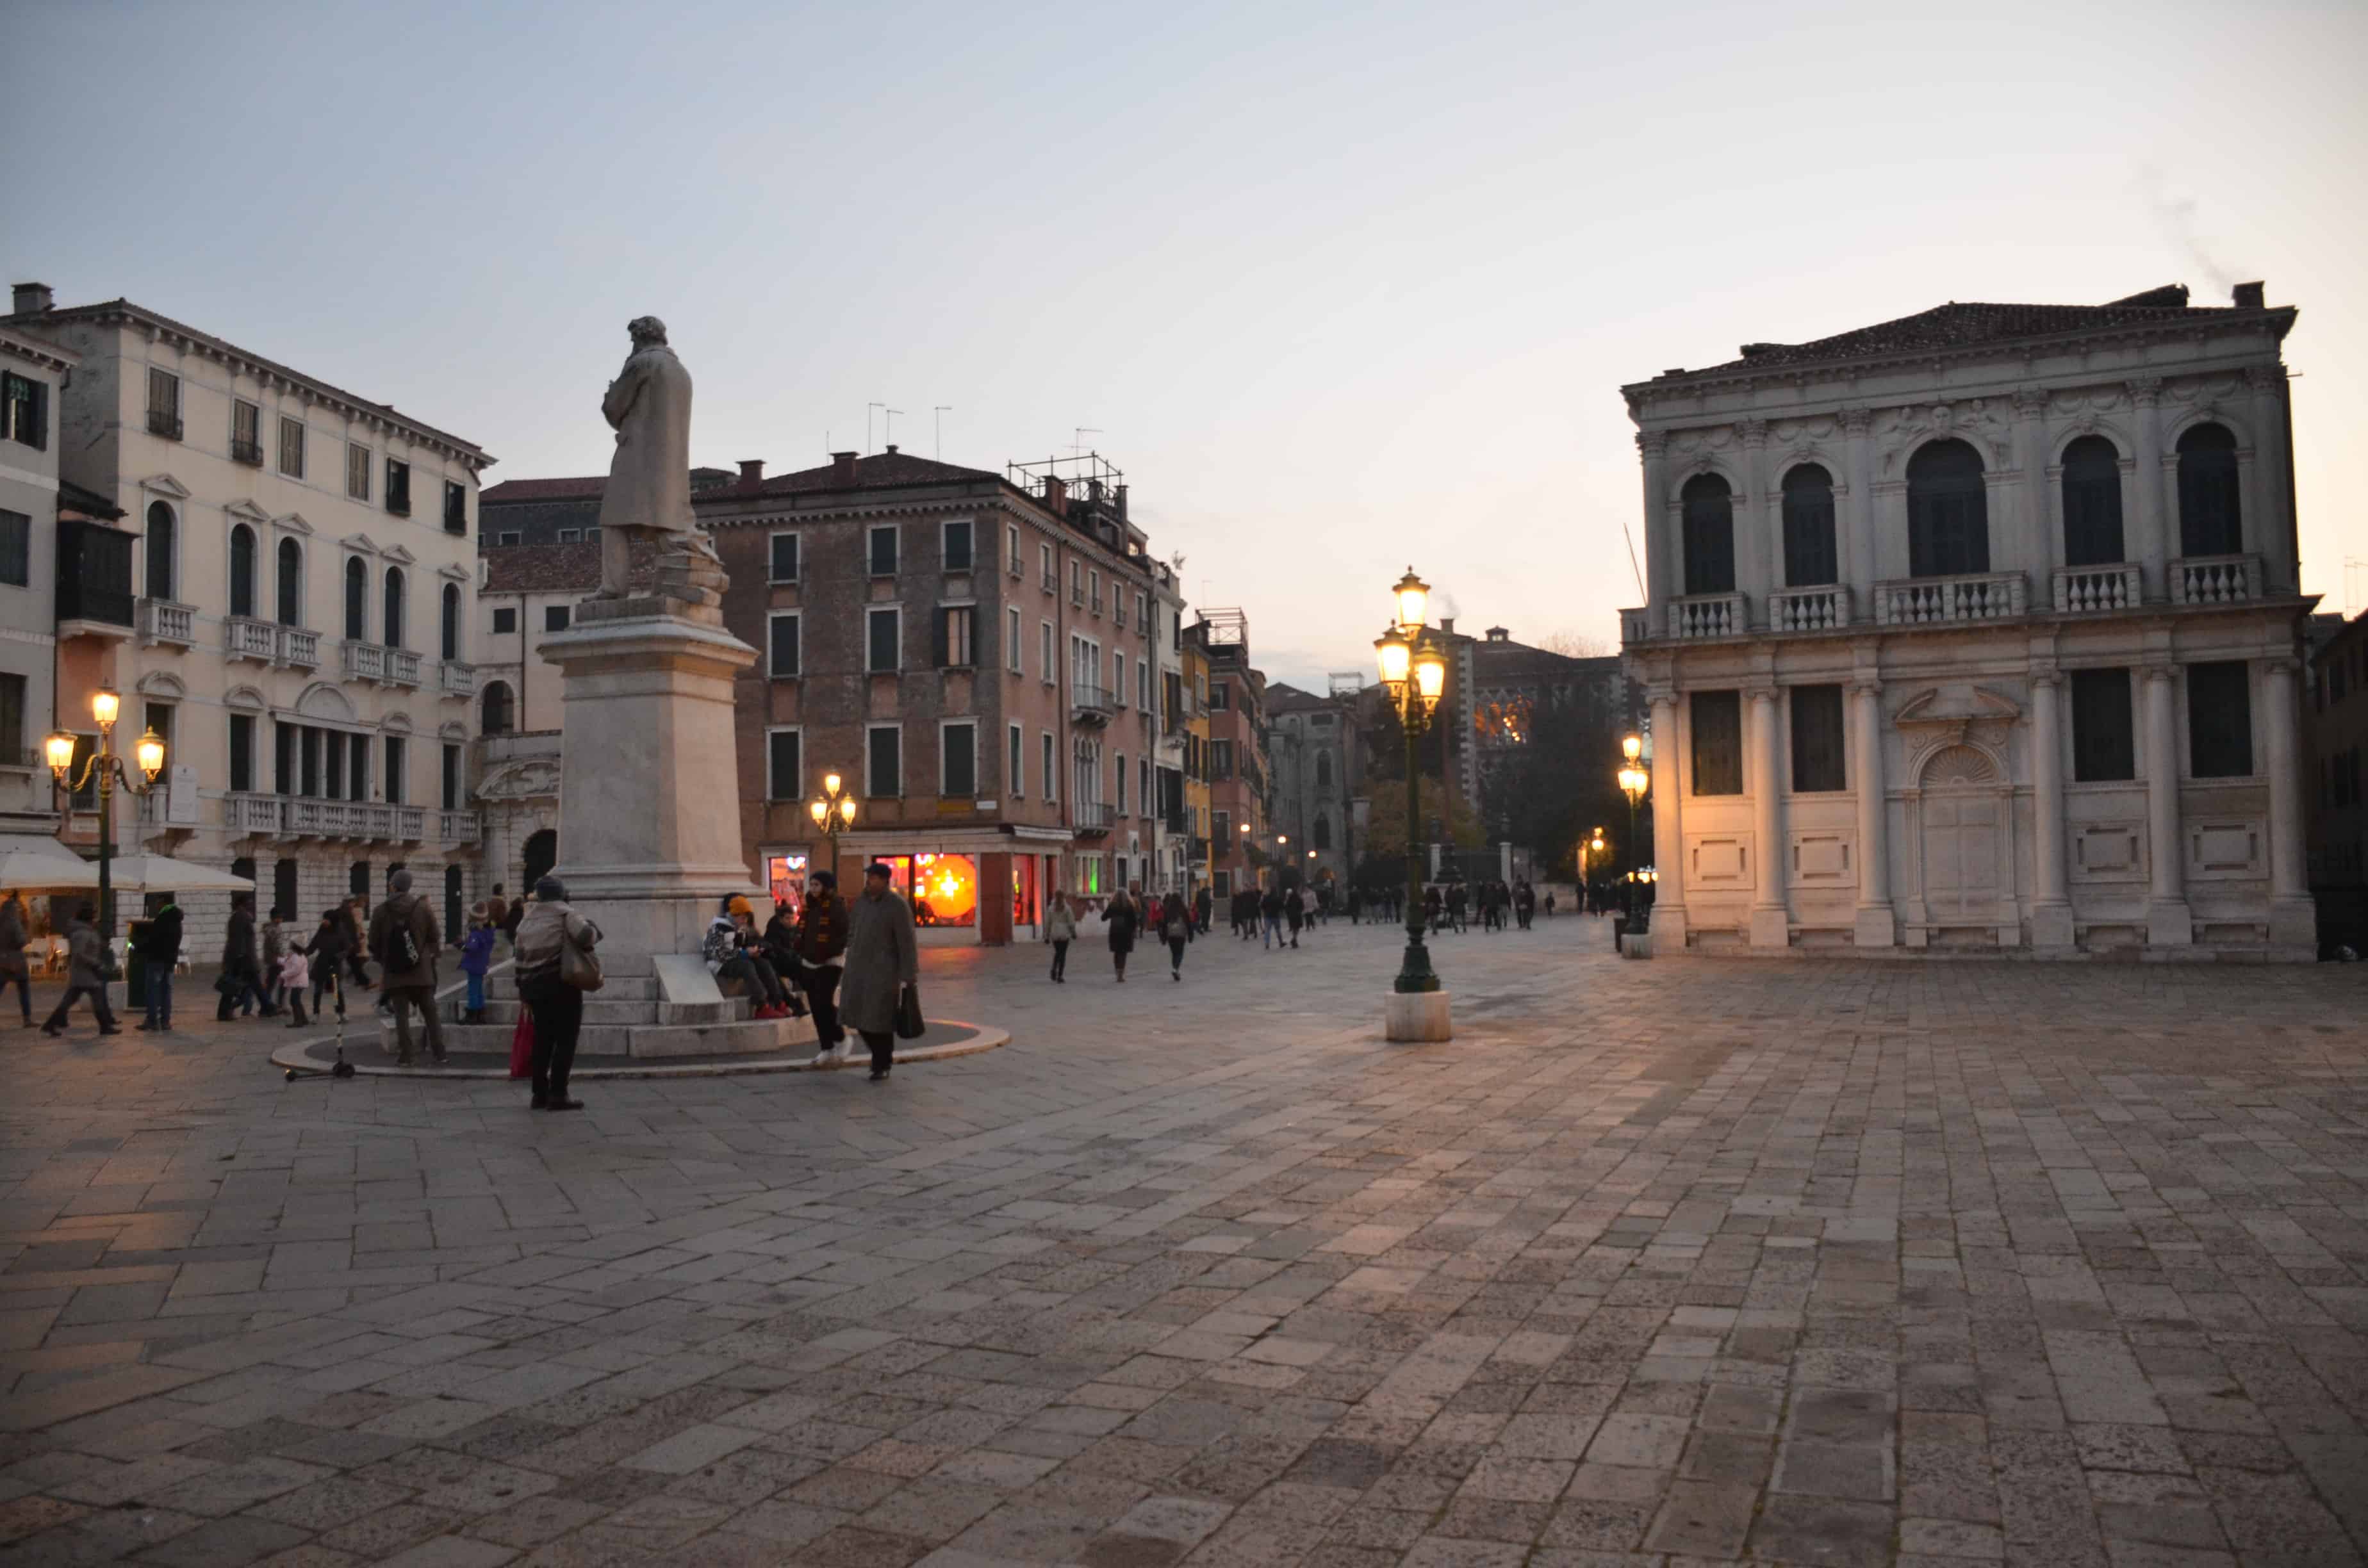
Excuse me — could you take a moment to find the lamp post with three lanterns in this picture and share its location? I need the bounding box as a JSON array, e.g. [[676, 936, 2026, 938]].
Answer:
[[45, 685, 167, 938], [1375, 568, 1450, 1040], [809, 771, 859, 885], [1617, 732, 1649, 929]]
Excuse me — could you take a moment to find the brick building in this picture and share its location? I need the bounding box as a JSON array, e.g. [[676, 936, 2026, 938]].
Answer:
[[1187, 610, 1270, 898]]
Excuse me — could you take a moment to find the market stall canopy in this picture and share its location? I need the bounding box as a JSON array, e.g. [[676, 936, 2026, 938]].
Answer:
[[98, 854, 256, 894], [0, 835, 101, 892]]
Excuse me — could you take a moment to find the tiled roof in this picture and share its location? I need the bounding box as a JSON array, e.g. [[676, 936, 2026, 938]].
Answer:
[[481, 477, 606, 505], [482, 542, 601, 594], [1649, 290, 2285, 384], [484, 452, 1001, 510], [57, 479, 124, 521]]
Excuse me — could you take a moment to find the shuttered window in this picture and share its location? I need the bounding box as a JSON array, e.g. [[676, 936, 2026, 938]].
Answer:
[[1690, 690, 1743, 796], [867, 725, 901, 797], [933, 605, 974, 667], [1789, 685, 1846, 792], [2071, 669, 2134, 782]]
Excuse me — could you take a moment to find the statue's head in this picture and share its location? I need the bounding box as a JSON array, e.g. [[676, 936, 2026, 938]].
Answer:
[[627, 315, 668, 347]]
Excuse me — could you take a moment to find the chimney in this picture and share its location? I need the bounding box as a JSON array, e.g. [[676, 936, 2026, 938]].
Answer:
[[1114, 483, 1128, 521], [884, 443, 898, 455], [2232, 281, 2265, 309], [737, 459, 764, 486], [830, 450, 857, 485], [1042, 475, 1068, 516], [1440, 617, 1456, 637], [11, 282, 53, 316]]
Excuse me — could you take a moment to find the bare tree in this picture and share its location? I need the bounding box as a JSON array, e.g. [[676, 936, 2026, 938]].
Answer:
[[1535, 628, 1613, 658]]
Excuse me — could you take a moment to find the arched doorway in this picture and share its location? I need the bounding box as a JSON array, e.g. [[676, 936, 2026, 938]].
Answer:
[[1916, 746, 2004, 921], [523, 828, 556, 895]]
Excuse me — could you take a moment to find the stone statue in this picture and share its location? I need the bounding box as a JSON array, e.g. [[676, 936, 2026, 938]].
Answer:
[[593, 316, 720, 600]]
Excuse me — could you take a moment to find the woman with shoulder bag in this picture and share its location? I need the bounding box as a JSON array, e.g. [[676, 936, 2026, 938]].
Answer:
[[1101, 889, 1138, 983], [1160, 891, 1191, 982], [511, 876, 602, 1111]]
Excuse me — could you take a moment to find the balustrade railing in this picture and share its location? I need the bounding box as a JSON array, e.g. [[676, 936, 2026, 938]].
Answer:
[[1671, 592, 1746, 639], [277, 627, 320, 669], [1769, 585, 1850, 632], [2171, 553, 2264, 605], [1873, 572, 2026, 626], [139, 598, 195, 646], [225, 616, 277, 661], [2052, 563, 2142, 614]]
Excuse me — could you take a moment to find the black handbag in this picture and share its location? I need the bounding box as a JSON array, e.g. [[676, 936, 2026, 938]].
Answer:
[[893, 982, 925, 1040]]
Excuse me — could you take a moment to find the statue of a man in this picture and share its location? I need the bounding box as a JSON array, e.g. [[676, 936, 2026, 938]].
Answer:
[[593, 316, 714, 598]]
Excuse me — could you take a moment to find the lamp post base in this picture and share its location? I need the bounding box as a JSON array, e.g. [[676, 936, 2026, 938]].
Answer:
[[1385, 990, 1452, 1042]]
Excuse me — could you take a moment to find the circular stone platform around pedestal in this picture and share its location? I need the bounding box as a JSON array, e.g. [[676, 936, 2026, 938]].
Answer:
[[1383, 990, 1452, 1042], [272, 1018, 1007, 1081]]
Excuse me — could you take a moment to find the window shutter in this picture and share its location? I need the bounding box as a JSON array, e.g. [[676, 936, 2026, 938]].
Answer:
[[932, 607, 950, 667]]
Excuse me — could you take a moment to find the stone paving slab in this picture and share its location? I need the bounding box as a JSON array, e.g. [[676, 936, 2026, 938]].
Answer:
[[0, 920, 2364, 1565]]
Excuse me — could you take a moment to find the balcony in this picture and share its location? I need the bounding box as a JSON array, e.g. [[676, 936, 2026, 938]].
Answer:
[[138, 598, 196, 648], [2053, 563, 2142, 614], [341, 642, 422, 687], [1190, 835, 1210, 863], [385, 649, 422, 687], [227, 794, 425, 843], [1873, 571, 2027, 626], [277, 627, 320, 670], [1769, 585, 1850, 633], [146, 409, 182, 441], [438, 810, 480, 844], [1619, 606, 1650, 647], [2172, 553, 2265, 605], [1671, 592, 1747, 640], [1071, 682, 1117, 724], [1073, 801, 1115, 834], [439, 661, 478, 697], [225, 615, 277, 663], [231, 437, 264, 466]]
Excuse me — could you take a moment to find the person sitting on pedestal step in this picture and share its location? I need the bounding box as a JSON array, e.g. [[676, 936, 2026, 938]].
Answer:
[[705, 900, 792, 1018]]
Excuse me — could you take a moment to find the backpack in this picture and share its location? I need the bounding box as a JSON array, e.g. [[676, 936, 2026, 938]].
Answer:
[[385, 901, 423, 972]]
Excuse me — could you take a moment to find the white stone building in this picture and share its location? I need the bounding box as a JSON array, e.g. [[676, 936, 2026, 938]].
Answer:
[[3, 286, 492, 946], [0, 318, 80, 837], [1620, 282, 2313, 958]]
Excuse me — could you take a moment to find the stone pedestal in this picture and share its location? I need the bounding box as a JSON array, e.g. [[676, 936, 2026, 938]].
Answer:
[[2030, 903, 2076, 951], [1385, 991, 1452, 1042]]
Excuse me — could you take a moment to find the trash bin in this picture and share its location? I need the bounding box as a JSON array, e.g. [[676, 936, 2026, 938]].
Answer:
[[126, 920, 151, 1008]]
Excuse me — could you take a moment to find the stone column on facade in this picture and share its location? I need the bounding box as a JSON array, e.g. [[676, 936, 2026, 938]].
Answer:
[[2248, 365, 2296, 595], [2015, 388, 2053, 591], [1850, 676, 1894, 949], [2027, 669, 2074, 949], [1637, 431, 1673, 637], [2141, 661, 2192, 945], [1747, 684, 1788, 949], [1738, 420, 1772, 628], [1841, 407, 1875, 618], [1647, 689, 1685, 946], [2262, 657, 2314, 952], [2128, 379, 2167, 601]]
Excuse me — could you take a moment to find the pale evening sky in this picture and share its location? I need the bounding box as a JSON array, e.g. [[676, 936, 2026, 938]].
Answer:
[[5, 0, 2364, 692]]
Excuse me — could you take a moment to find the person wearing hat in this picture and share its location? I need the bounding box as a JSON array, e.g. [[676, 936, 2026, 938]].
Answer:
[[704, 895, 792, 1018], [366, 870, 446, 1065], [513, 876, 600, 1109], [793, 871, 850, 1059], [839, 862, 916, 1080]]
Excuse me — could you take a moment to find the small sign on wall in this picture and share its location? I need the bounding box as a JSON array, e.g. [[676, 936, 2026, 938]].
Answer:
[[167, 764, 199, 825]]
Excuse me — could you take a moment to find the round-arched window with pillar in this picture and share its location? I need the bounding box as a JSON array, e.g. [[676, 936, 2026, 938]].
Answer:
[[523, 828, 557, 894], [344, 557, 367, 640], [1780, 464, 1837, 587], [382, 568, 406, 650], [2060, 436, 2125, 568], [1906, 439, 1989, 578], [275, 538, 303, 625], [1679, 473, 1735, 596], [145, 502, 177, 600], [481, 680, 514, 736], [229, 525, 258, 618], [2176, 423, 2242, 557], [1313, 814, 1333, 851]]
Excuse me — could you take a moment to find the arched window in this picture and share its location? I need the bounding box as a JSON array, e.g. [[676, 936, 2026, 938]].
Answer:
[[145, 502, 176, 600], [440, 583, 461, 660], [1906, 439, 1989, 578], [1315, 751, 1333, 790], [228, 525, 258, 617], [523, 828, 557, 894], [275, 539, 303, 625], [1780, 464, 1838, 587], [344, 557, 367, 640], [2176, 423, 2242, 557], [481, 680, 514, 735], [382, 567, 406, 649], [2060, 436, 2125, 568], [1680, 473, 1735, 596], [1313, 814, 1333, 851]]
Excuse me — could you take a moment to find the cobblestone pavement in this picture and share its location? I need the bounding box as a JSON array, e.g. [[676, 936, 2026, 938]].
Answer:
[[3, 917, 2366, 1567]]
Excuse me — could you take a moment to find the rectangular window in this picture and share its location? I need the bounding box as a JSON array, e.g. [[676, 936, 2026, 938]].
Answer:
[[229, 714, 254, 792], [1041, 621, 1055, 682], [491, 607, 517, 634], [1089, 570, 1102, 614], [1009, 723, 1023, 797], [1212, 739, 1235, 780], [1070, 560, 1083, 603], [2070, 668, 2135, 782], [346, 441, 371, 501], [768, 531, 800, 582], [1113, 651, 1127, 707], [1115, 753, 1127, 815], [275, 415, 304, 477], [943, 722, 977, 797], [1137, 592, 1149, 631], [299, 728, 321, 799], [1, 372, 45, 450], [1209, 682, 1230, 712], [383, 736, 406, 804], [1042, 732, 1057, 802], [1114, 591, 1125, 629], [0, 673, 19, 759], [942, 519, 973, 571], [444, 480, 467, 534], [867, 606, 900, 672], [1140, 660, 1152, 713], [1008, 524, 1022, 576], [767, 728, 802, 801], [349, 733, 367, 801], [1213, 808, 1231, 843], [146, 368, 180, 438], [231, 399, 262, 464], [2187, 662, 2254, 778], [867, 524, 898, 575], [867, 724, 901, 797], [384, 458, 411, 516], [325, 731, 343, 799], [1040, 542, 1054, 589], [1008, 606, 1023, 673], [1690, 690, 1743, 796], [497, 531, 520, 547], [544, 605, 570, 632], [1789, 685, 1846, 792], [441, 743, 461, 812], [0, 509, 27, 587], [768, 612, 801, 677], [935, 605, 975, 668], [556, 528, 579, 543]]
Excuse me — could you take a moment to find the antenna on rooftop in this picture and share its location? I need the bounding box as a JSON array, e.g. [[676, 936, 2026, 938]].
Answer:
[[884, 407, 905, 448], [934, 406, 952, 461], [1073, 427, 1102, 457]]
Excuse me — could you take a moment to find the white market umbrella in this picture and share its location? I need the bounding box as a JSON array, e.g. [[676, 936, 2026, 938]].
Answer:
[[0, 835, 101, 893], [98, 853, 256, 895]]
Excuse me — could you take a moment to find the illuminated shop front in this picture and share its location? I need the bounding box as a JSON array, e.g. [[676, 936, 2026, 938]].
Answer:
[[760, 851, 809, 913], [826, 826, 1079, 946]]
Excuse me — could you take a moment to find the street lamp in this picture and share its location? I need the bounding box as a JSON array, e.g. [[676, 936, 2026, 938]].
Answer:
[[46, 685, 167, 937], [1617, 733, 1649, 929], [1376, 569, 1447, 1011], [808, 769, 858, 881]]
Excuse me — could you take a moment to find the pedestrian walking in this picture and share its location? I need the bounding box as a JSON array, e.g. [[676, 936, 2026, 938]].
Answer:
[[338, 899, 372, 991], [841, 862, 917, 1081], [794, 871, 850, 1058], [1103, 888, 1139, 981], [216, 894, 268, 1020], [304, 910, 348, 1017], [0, 892, 31, 1027], [459, 904, 496, 1022], [278, 945, 311, 1027], [1515, 881, 1536, 930], [514, 876, 599, 1109], [1285, 886, 1306, 949], [136, 896, 183, 1031], [1193, 885, 1212, 935], [40, 903, 119, 1036], [1544, 888, 1558, 919], [1045, 892, 1076, 982], [366, 869, 448, 1065], [1160, 890, 1190, 980]]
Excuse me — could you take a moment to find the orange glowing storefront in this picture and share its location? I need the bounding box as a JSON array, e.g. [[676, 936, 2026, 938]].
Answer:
[[803, 826, 1074, 946]]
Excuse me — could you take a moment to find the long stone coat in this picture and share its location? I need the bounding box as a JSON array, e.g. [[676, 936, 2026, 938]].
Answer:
[[841, 888, 918, 1036], [596, 344, 695, 537]]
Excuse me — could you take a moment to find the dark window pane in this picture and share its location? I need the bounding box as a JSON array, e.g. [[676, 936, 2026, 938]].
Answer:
[[0, 509, 28, 587], [345, 558, 366, 639], [944, 723, 976, 796], [441, 744, 460, 811], [769, 532, 799, 581], [867, 726, 901, 796], [1907, 439, 1990, 577], [2070, 668, 2135, 781], [481, 682, 513, 735], [2176, 423, 2242, 556], [543, 605, 569, 632], [145, 502, 176, 600], [277, 540, 302, 625], [229, 527, 256, 617], [869, 527, 897, 575], [769, 614, 800, 676], [444, 480, 466, 532], [1780, 465, 1837, 587], [944, 521, 973, 571], [1789, 684, 1846, 792], [2060, 436, 2125, 567], [383, 569, 405, 648], [2187, 661, 2253, 778], [1690, 690, 1743, 796], [440, 583, 459, 657], [867, 608, 898, 671], [229, 714, 254, 792], [1680, 473, 1735, 596], [768, 730, 800, 799]]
